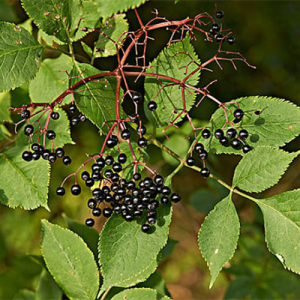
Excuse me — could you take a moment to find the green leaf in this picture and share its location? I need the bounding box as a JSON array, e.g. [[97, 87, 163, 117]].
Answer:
[[95, 14, 129, 58], [0, 146, 49, 209], [201, 96, 300, 155], [95, 0, 148, 20], [0, 124, 11, 141], [0, 0, 18, 23], [111, 288, 169, 300], [232, 147, 299, 193], [224, 276, 254, 300], [0, 22, 43, 92], [256, 189, 300, 275], [13, 289, 35, 300], [198, 195, 240, 288], [160, 237, 179, 262], [36, 269, 62, 300], [41, 220, 99, 300], [0, 91, 12, 123], [144, 35, 200, 127], [29, 54, 73, 104], [71, 63, 123, 133], [99, 203, 172, 290], [63, 214, 99, 262]]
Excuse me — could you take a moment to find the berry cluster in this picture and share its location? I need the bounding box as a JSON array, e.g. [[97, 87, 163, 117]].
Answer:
[[56, 152, 181, 233]]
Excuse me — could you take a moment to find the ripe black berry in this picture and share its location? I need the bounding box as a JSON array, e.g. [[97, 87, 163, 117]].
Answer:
[[162, 186, 171, 196], [46, 130, 56, 140], [85, 218, 95, 227], [104, 169, 113, 178], [92, 163, 101, 173], [154, 175, 164, 186], [214, 129, 224, 139], [161, 196, 169, 205], [71, 184, 81, 195], [111, 173, 120, 183], [24, 125, 34, 136], [56, 187, 65, 196], [132, 92, 142, 102], [102, 186, 110, 195], [92, 208, 101, 217], [231, 138, 242, 149], [103, 208, 113, 218], [55, 148, 65, 158], [171, 193, 181, 203], [63, 156, 71, 165], [48, 153, 56, 163], [133, 173, 141, 181], [118, 153, 127, 164], [80, 115, 86, 122], [219, 137, 229, 147], [202, 129, 211, 139], [121, 129, 131, 140], [137, 125, 146, 136], [138, 137, 147, 148], [105, 156, 114, 166], [69, 104, 76, 112], [239, 129, 249, 140], [226, 128, 237, 139], [92, 173, 101, 181], [195, 143, 204, 153], [125, 214, 134, 222], [148, 101, 157, 111], [72, 116, 80, 126], [227, 36, 236, 45], [50, 112, 60, 120], [147, 217, 156, 225], [96, 157, 105, 168], [211, 23, 220, 32], [141, 224, 150, 233], [216, 11, 225, 18], [201, 168, 210, 178], [199, 150, 208, 160], [234, 109, 244, 120], [32, 143, 39, 152], [32, 152, 40, 160], [187, 157, 196, 166], [88, 199, 97, 209], [216, 34, 224, 43], [42, 150, 50, 160], [92, 188, 102, 198], [106, 138, 116, 148], [242, 145, 252, 154], [21, 109, 30, 119], [85, 178, 94, 187], [127, 181, 136, 190]]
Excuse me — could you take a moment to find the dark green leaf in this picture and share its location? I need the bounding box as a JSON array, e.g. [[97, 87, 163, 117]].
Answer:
[[111, 288, 169, 300], [160, 237, 179, 262], [12, 289, 35, 300], [36, 269, 62, 300]]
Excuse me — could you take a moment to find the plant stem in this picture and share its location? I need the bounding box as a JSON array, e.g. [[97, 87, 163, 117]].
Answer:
[[99, 286, 112, 300]]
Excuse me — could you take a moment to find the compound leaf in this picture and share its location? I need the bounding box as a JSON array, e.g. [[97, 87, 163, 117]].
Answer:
[[0, 146, 49, 210], [198, 195, 240, 288], [99, 203, 172, 290], [256, 190, 300, 275], [144, 35, 200, 127], [201, 96, 300, 155], [0, 22, 43, 92], [232, 147, 299, 193], [41, 220, 99, 300]]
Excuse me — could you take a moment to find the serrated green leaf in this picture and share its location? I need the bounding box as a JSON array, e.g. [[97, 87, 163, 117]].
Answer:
[[16, 108, 73, 148], [12, 289, 35, 300], [198, 195, 240, 288], [0, 146, 49, 209], [144, 35, 200, 127], [232, 147, 299, 193], [111, 288, 169, 300], [95, 14, 129, 58], [255, 189, 300, 275], [95, 0, 148, 20], [29, 54, 73, 104], [0, 22, 43, 92], [81, 42, 93, 57], [71, 63, 123, 133], [201, 96, 300, 155], [41, 220, 99, 300], [36, 269, 63, 300], [99, 203, 172, 290], [0, 91, 11, 123]]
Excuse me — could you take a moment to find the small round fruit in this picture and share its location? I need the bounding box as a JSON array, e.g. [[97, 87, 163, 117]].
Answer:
[[92, 208, 101, 217], [80, 115, 86, 122], [141, 224, 151, 233], [106, 138, 116, 148], [195, 143, 204, 153], [216, 11, 225, 18], [121, 129, 131, 140], [219, 137, 229, 147], [103, 208, 113, 218], [154, 175, 164, 186], [48, 153, 56, 163], [50, 112, 60, 120], [199, 150, 208, 160], [201, 129, 211, 139], [133, 173, 141, 181], [147, 217, 156, 225], [71, 184, 81, 195], [242, 145, 252, 154], [201, 168, 210, 178], [132, 92, 142, 102], [85, 218, 95, 227], [69, 104, 76, 112], [226, 128, 237, 139], [216, 34, 224, 43], [211, 22, 220, 32], [56, 187, 65, 196], [138, 137, 147, 148], [72, 116, 80, 126], [24, 125, 34, 136], [239, 129, 249, 140], [147, 101, 157, 111], [42, 150, 50, 160], [234, 109, 244, 120], [187, 157, 196, 166], [105, 155, 114, 166], [88, 199, 97, 209], [32, 152, 41, 160], [63, 156, 72, 165], [118, 153, 127, 164], [22, 151, 33, 161], [46, 130, 56, 140], [227, 36, 236, 45], [55, 147, 65, 158], [214, 129, 224, 139], [231, 138, 242, 149], [161, 196, 169, 205], [113, 163, 122, 173], [81, 171, 90, 181], [21, 109, 30, 119], [137, 125, 147, 136], [85, 178, 95, 187], [31, 143, 39, 152], [171, 193, 181, 203]]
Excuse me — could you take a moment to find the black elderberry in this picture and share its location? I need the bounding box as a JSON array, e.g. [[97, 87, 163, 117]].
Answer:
[[105, 156, 114, 166], [92, 173, 101, 181], [55, 148, 65, 158], [38, 145, 44, 154], [81, 171, 90, 181], [127, 181, 136, 189], [105, 194, 113, 202], [202, 129, 211, 139], [111, 183, 119, 193], [32, 143, 39, 152], [85, 178, 95, 187], [42, 150, 50, 160], [219, 137, 229, 147], [92, 208, 101, 217], [114, 205, 121, 214], [133, 173, 141, 181], [50, 112, 60, 120], [144, 177, 152, 187], [161, 196, 169, 205], [214, 129, 224, 139], [131, 116, 139, 124], [147, 217, 156, 225], [211, 23, 220, 32], [226, 128, 237, 139], [46, 130, 56, 140], [69, 104, 76, 113], [154, 175, 164, 186], [216, 34, 224, 43], [234, 109, 244, 120], [96, 157, 105, 167], [199, 150, 208, 160], [32, 152, 40, 160], [111, 173, 120, 182], [143, 188, 151, 198], [201, 167, 210, 178], [80, 115, 86, 122], [142, 197, 150, 203], [162, 186, 171, 196], [137, 125, 147, 136], [92, 188, 102, 198], [239, 129, 249, 140], [148, 210, 157, 218], [48, 153, 56, 163], [138, 137, 147, 148], [141, 224, 150, 233], [104, 169, 113, 178], [102, 186, 110, 195], [63, 156, 72, 165], [118, 153, 127, 164], [106, 138, 117, 148], [125, 214, 134, 222], [134, 210, 143, 217], [85, 218, 95, 227], [187, 157, 196, 166], [195, 143, 204, 153], [231, 138, 242, 149], [133, 188, 141, 197], [24, 124, 34, 136], [113, 163, 122, 173], [71, 184, 81, 195], [72, 116, 80, 126], [139, 181, 145, 189], [92, 163, 101, 173], [132, 92, 142, 102], [216, 11, 225, 18], [147, 202, 156, 211], [233, 118, 241, 124], [227, 36, 236, 45], [117, 187, 126, 196], [156, 185, 163, 194], [242, 145, 252, 154], [103, 208, 113, 218], [171, 193, 181, 203], [121, 129, 131, 140], [88, 199, 97, 209], [21, 109, 30, 119], [56, 187, 65, 196], [148, 101, 157, 111]]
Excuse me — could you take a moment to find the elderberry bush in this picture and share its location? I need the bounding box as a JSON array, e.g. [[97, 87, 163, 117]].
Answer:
[[1, 1, 300, 299]]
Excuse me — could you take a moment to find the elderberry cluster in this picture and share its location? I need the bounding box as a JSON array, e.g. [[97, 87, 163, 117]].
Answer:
[[56, 152, 181, 233], [21, 109, 71, 164]]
